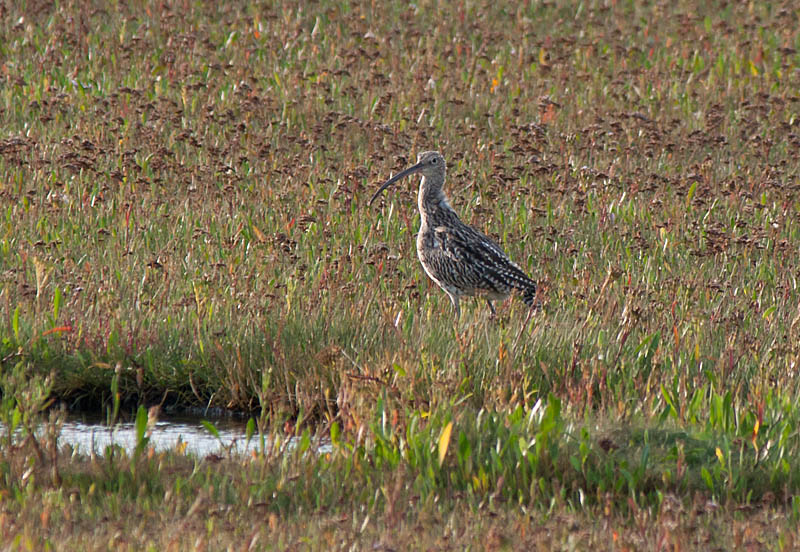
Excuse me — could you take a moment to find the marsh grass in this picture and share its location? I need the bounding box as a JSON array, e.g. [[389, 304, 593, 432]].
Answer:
[[2, 0, 800, 547]]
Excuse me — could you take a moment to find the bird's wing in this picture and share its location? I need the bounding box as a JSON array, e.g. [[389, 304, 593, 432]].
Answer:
[[432, 224, 536, 292]]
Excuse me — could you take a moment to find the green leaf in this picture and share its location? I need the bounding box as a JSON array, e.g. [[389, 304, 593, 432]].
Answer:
[[330, 421, 340, 447], [245, 418, 256, 444], [661, 384, 679, 419], [108, 373, 120, 427], [458, 431, 471, 463], [11, 406, 21, 432], [201, 420, 221, 440], [53, 287, 62, 321], [12, 305, 20, 341], [701, 466, 713, 491], [299, 428, 311, 453], [133, 405, 150, 458], [134, 406, 147, 443], [686, 181, 697, 205]]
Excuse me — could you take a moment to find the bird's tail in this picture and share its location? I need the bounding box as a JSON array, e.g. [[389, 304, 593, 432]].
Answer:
[[521, 283, 540, 309]]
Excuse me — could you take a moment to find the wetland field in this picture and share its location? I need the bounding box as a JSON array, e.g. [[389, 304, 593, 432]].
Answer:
[[2, 0, 800, 549]]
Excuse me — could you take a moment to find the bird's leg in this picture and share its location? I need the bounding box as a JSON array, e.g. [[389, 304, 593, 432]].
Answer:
[[512, 304, 537, 351], [448, 295, 468, 348], [486, 299, 497, 319], [448, 293, 461, 321]]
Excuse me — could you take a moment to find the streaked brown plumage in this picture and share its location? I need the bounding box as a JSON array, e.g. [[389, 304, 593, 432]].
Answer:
[[369, 151, 537, 318]]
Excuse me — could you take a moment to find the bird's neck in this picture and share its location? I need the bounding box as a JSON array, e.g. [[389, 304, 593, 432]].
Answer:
[[418, 177, 455, 226]]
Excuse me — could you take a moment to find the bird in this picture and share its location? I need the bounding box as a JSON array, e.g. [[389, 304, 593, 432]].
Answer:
[[369, 151, 538, 319]]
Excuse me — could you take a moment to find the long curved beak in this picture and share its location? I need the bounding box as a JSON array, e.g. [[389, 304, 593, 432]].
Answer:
[[368, 161, 425, 206]]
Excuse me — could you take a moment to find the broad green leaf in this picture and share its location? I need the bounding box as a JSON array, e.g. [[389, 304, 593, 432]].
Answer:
[[201, 420, 221, 440], [245, 418, 256, 443], [12, 305, 20, 341], [330, 421, 340, 447]]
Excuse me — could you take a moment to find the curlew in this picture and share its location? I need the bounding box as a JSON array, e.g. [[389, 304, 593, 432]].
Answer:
[[369, 151, 538, 319]]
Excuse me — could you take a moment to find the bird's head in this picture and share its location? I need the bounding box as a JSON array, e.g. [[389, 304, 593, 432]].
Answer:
[[369, 151, 446, 206]]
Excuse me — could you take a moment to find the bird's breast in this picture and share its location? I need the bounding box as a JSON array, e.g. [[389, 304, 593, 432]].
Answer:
[[417, 225, 447, 252]]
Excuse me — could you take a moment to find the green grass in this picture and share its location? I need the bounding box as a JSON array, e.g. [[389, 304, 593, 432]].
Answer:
[[2, 0, 800, 547]]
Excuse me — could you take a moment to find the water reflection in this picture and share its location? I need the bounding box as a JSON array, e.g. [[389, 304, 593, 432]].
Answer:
[[59, 414, 257, 457]]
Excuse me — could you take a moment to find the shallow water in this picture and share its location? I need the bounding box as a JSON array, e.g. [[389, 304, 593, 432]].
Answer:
[[58, 413, 258, 457]]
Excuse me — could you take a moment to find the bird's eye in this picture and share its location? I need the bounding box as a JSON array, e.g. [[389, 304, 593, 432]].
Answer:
[[431, 157, 438, 164]]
